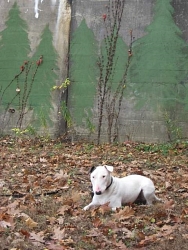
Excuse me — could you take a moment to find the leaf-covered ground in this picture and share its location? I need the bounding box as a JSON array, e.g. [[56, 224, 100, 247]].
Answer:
[[0, 137, 188, 249]]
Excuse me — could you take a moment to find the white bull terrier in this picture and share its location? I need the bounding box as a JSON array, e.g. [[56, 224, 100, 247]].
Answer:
[[83, 165, 161, 211]]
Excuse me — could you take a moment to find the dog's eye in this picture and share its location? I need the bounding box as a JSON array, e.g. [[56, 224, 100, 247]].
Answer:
[[102, 175, 106, 178], [92, 176, 95, 178]]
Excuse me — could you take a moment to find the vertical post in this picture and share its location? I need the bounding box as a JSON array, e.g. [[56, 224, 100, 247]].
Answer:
[[54, 0, 72, 136]]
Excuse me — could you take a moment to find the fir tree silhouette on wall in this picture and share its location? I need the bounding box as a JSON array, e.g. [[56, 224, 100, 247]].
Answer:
[[130, 0, 188, 112], [0, 3, 30, 106], [32, 25, 59, 124], [0, 3, 59, 131], [69, 19, 98, 126]]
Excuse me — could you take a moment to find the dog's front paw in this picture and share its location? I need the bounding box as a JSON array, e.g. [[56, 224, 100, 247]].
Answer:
[[83, 205, 89, 211], [112, 207, 117, 212]]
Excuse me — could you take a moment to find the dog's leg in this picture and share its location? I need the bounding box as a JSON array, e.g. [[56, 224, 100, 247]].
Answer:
[[143, 189, 162, 205], [110, 198, 122, 211], [83, 197, 100, 211], [83, 203, 94, 211], [142, 188, 155, 205], [154, 194, 162, 203]]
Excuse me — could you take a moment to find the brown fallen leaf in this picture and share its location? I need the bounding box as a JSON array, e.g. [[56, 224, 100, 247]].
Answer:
[[0, 212, 14, 229], [114, 240, 129, 249], [113, 206, 135, 221], [57, 205, 71, 215], [138, 234, 158, 247], [164, 199, 175, 211], [52, 226, 65, 240], [86, 228, 103, 237], [98, 202, 111, 215], [54, 170, 69, 180], [160, 224, 177, 235], [45, 243, 65, 250], [25, 217, 38, 228], [165, 181, 172, 189], [135, 230, 145, 241], [30, 231, 45, 245], [182, 207, 188, 215], [71, 190, 81, 203], [92, 217, 102, 228], [20, 229, 30, 238], [182, 234, 188, 239]]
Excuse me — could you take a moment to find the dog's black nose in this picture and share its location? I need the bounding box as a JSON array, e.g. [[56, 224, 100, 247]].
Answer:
[[96, 191, 102, 195]]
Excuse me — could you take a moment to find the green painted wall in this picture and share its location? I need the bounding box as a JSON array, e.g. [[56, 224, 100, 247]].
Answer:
[[129, 0, 188, 112], [0, 3, 30, 106], [1, 0, 188, 141], [69, 20, 129, 130], [100, 36, 128, 91], [0, 3, 59, 130], [68, 0, 188, 141], [69, 19, 98, 126], [32, 25, 59, 123]]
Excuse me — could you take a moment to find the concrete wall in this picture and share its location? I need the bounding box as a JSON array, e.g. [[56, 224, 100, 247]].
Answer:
[[1, 0, 188, 142], [69, 0, 188, 143], [0, 0, 71, 136]]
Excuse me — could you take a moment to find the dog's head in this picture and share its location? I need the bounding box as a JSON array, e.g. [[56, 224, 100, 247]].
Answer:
[[90, 165, 113, 195]]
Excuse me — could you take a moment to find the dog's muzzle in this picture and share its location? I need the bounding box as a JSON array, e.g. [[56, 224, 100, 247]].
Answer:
[[96, 191, 102, 195]]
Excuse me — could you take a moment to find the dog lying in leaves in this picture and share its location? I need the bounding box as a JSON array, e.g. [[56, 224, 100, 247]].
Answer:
[[84, 165, 161, 211]]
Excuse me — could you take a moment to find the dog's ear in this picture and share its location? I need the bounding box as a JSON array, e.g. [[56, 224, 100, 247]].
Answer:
[[104, 165, 113, 172], [90, 166, 96, 173]]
